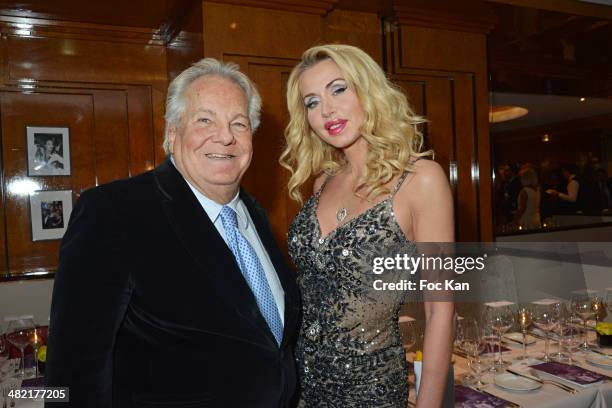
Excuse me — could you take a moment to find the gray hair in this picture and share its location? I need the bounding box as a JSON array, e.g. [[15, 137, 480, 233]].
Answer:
[[163, 58, 262, 154]]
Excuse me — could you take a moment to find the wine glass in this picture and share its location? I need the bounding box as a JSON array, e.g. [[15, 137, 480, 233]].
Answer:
[[456, 317, 475, 384], [516, 307, 532, 360], [463, 319, 489, 387], [0, 326, 5, 356], [454, 316, 466, 351], [399, 316, 418, 388], [560, 322, 581, 365], [0, 324, 6, 369], [572, 294, 595, 350], [551, 301, 570, 362], [605, 289, 612, 315], [483, 305, 514, 368], [398, 316, 417, 353], [6, 317, 37, 378], [591, 296, 604, 324], [480, 321, 498, 373], [532, 304, 556, 362]]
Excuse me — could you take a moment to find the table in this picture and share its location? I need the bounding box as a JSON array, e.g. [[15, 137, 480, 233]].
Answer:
[[409, 332, 612, 407], [3, 337, 612, 407]]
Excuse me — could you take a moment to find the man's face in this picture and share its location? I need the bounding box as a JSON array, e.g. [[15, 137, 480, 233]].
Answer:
[[168, 76, 253, 202]]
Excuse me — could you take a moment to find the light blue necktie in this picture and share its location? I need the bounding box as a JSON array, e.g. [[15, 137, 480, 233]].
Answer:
[[219, 205, 283, 345]]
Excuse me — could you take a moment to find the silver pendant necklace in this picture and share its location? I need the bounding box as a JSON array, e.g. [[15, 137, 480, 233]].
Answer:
[[336, 207, 348, 223]]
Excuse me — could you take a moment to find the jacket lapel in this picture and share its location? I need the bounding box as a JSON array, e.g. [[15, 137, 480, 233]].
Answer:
[[153, 160, 278, 349]]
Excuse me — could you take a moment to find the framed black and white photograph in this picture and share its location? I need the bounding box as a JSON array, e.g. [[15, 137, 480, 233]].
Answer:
[[29, 190, 73, 241], [26, 126, 71, 176]]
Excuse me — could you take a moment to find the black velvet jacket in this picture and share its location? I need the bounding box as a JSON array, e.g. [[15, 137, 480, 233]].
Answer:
[[45, 160, 300, 408]]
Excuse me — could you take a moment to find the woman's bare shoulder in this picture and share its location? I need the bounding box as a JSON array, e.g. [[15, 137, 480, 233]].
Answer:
[[395, 159, 452, 209], [407, 159, 449, 192]]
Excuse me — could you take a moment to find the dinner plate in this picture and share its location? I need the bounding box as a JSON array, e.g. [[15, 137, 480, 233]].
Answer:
[[585, 353, 612, 368], [494, 373, 542, 391]]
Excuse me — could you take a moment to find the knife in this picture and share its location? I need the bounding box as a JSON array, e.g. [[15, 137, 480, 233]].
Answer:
[[506, 369, 542, 383], [590, 348, 612, 358], [526, 331, 547, 341], [506, 369, 577, 394], [502, 335, 530, 346]]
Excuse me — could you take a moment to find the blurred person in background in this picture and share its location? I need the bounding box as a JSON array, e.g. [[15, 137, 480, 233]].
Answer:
[[513, 167, 541, 230]]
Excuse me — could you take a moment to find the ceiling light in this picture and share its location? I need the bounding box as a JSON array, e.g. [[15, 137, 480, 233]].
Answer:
[[489, 105, 528, 123]]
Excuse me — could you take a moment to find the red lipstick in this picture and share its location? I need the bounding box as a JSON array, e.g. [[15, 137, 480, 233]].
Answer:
[[324, 119, 348, 136]]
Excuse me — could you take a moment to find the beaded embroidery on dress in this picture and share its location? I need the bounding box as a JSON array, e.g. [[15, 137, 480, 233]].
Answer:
[[288, 171, 416, 407]]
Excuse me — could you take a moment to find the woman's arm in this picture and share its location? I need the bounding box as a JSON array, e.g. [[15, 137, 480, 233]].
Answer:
[[398, 160, 455, 407], [48, 153, 65, 166]]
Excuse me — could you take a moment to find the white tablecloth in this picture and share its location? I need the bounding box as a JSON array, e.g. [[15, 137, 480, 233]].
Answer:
[[408, 332, 612, 408], [4, 336, 612, 408]]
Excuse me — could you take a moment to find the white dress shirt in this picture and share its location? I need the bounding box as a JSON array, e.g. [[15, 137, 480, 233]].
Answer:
[[172, 159, 285, 324]]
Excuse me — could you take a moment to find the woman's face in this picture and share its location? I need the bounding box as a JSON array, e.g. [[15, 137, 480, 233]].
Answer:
[[44, 139, 54, 153], [298, 59, 365, 150]]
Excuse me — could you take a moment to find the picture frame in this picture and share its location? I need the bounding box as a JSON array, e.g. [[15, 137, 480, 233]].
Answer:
[[29, 190, 73, 241], [26, 126, 71, 176]]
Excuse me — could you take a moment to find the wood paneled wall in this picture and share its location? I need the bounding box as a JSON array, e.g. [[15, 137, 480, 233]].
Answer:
[[202, 1, 494, 245], [384, 2, 495, 241], [0, 20, 167, 278], [0, 0, 498, 279], [202, 2, 385, 253]]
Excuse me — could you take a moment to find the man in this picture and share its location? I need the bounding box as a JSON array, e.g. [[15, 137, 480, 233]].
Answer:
[[46, 59, 300, 407], [545, 164, 581, 214]]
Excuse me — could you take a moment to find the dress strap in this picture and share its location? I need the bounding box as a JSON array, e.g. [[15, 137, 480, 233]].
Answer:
[[390, 158, 421, 198], [315, 174, 331, 197], [390, 171, 410, 197]]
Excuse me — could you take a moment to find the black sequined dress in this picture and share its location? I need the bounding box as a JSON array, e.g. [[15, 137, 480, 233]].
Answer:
[[288, 172, 415, 408]]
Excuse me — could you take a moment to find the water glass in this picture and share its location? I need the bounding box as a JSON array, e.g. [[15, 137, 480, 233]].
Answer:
[[483, 305, 514, 368], [572, 294, 595, 350], [533, 304, 557, 362], [463, 319, 489, 386], [560, 323, 581, 364]]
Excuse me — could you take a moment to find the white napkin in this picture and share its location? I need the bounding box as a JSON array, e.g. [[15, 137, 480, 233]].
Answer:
[[484, 300, 515, 308], [0, 358, 19, 380], [531, 298, 560, 305]]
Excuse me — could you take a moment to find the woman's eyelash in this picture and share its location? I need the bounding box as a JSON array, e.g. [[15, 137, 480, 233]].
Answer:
[[305, 99, 319, 109], [332, 85, 347, 95]]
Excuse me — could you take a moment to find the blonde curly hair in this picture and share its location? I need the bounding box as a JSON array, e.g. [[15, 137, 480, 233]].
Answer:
[[279, 44, 431, 204]]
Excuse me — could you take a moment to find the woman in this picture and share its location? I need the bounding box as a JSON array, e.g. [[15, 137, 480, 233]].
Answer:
[[513, 167, 541, 230], [280, 44, 454, 407], [34, 137, 65, 172]]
